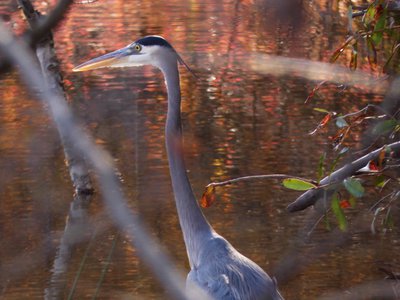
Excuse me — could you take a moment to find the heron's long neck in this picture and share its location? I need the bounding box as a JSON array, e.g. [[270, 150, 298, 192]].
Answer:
[[161, 62, 212, 267]]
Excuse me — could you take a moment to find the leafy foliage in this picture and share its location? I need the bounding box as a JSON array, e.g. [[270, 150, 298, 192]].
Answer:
[[331, 0, 400, 73], [202, 1, 399, 235], [306, 0, 400, 231]]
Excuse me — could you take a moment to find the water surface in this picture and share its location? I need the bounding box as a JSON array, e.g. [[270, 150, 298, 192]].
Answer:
[[0, 0, 399, 299]]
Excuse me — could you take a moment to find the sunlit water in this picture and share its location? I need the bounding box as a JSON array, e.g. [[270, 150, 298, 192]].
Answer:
[[1, 0, 399, 299]]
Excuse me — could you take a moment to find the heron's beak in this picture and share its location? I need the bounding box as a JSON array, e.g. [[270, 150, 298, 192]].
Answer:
[[73, 47, 130, 72]]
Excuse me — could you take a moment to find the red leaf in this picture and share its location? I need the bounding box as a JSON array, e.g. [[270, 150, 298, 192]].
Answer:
[[369, 160, 379, 171], [320, 113, 332, 127], [310, 113, 333, 135], [330, 126, 350, 148], [357, 160, 381, 173], [340, 200, 351, 209], [330, 36, 354, 63], [305, 81, 327, 103], [375, 4, 384, 21], [200, 185, 216, 208]]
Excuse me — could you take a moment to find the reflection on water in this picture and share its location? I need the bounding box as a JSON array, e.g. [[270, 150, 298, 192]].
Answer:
[[1, 0, 399, 299]]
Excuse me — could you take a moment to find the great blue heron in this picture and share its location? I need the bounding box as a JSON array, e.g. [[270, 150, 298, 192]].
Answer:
[[73, 35, 283, 300]]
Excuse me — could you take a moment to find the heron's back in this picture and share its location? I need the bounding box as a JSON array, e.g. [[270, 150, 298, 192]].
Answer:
[[187, 234, 283, 300]]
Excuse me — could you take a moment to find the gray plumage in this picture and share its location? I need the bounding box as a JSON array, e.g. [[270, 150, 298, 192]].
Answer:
[[73, 35, 283, 300]]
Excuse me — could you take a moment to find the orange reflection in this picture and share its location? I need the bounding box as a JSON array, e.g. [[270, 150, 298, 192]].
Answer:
[[0, 0, 397, 298]]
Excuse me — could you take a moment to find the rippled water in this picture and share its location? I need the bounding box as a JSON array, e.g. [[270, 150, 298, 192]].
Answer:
[[0, 0, 399, 299]]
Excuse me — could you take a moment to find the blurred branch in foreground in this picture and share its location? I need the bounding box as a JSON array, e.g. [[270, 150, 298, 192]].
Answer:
[[249, 54, 389, 94], [18, 0, 73, 46], [16, 1, 95, 297], [0, 22, 209, 300], [0, 0, 73, 74]]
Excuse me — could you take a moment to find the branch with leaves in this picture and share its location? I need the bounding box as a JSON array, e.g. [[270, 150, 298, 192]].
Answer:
[[200, 174, 318, 208], [332, 0, 400, 73], [287, 141, 400, 212], [200, 140, 399, 232]]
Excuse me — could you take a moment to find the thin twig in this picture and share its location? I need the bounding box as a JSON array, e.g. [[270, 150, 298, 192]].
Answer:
[[369, 191, 396, 212], [92, 233, 119, 300], [67, 228, 97, 300], [207, 174, 316, 188]]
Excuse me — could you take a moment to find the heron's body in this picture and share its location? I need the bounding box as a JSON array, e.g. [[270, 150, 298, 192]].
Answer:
[[186, 233, 280, 299], [74, 35, 283, 300]]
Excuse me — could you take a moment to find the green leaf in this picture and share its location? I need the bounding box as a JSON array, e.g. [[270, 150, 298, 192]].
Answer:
[[372, 8, 387, 45], [282, 178, 317, 191], [383, 43, 400, 74], [364, 4, 376, 26], [367, 37, 378, 70], [313, 108, 330, 114], [375, 175, 387, 188], [331, 193, 347, 231], [343, 177, 365, 198], [317, 152, 326, 184], [372, 120, 398, 136], [336, 117, 349, 128]]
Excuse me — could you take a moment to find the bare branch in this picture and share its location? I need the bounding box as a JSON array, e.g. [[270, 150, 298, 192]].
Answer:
[[207, 173, 316, 188], [13, 2, 96, 296], [19, 0, 73, 45], [0, 0, 73, 73]]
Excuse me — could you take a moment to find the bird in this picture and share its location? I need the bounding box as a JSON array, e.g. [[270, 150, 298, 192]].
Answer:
[[73, 35, 283, 300]]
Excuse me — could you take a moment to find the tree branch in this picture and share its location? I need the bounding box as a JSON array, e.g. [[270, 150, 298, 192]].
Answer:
[[287, 141, 400, 212], [0, 0, 73, 74], [207, 173, 316, 188]]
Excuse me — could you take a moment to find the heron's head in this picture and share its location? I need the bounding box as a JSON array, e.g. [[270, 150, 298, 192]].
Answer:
[[73, 35, 192, 73]]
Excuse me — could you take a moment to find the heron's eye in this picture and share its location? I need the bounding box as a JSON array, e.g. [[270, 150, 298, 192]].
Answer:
[[134, 44, 142, 52]]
